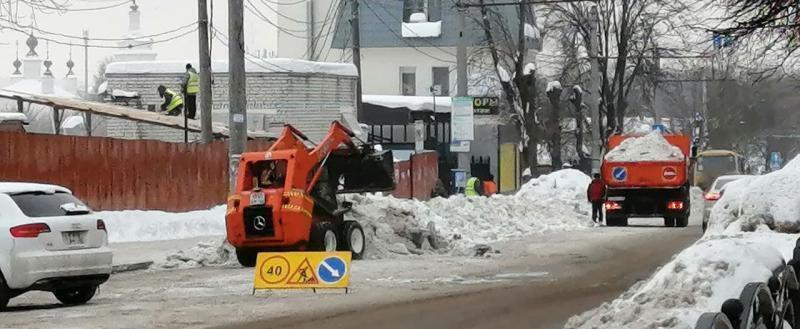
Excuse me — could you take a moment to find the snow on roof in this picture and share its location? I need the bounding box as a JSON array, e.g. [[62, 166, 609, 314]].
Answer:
[[401, 21, 442, 38], [604, 130, 685, 162], [546, 81, 563, 93], [112, 89, 139, 98], [0, 182, 71, 195], [363, 94, 452, 113], [0, 112, 29, 124], [523, 62, 536, 76], [497, 65, 511, 82], [3, 79, 78, 99], [105, 59, 359, 77]]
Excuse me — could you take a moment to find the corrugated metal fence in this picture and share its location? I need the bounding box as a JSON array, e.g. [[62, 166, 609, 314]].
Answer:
[[392, 151, 439, 200], [0, 132, 271, 212]]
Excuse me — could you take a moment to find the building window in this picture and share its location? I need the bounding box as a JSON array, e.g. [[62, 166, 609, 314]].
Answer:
[[404, 0, 441, 22], [432, 67, 450, 96], [400, 67, 416, 96]]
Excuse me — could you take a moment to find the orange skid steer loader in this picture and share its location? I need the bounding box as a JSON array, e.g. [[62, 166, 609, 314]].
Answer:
[[225, 121, 395, 267]]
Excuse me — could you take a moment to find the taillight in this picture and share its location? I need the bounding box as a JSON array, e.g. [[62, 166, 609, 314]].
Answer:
[[10, 223, 51, 238], [605, 201, 622, 211], [97, 219, 107, 231], [704, 193, 720, 201], [667, 201, 685, 210]]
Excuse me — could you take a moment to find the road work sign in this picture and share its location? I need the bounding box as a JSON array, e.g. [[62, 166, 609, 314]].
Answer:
[[253, 252, 351, 290]]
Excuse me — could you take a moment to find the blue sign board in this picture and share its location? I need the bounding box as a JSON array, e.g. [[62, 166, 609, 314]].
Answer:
[[770, 152, 783, 170], [316, 256, 347, 284], [612, 167, 627, 181]]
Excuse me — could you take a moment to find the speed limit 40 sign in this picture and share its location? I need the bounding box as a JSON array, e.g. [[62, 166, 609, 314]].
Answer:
[[253, 252, 352, 291]]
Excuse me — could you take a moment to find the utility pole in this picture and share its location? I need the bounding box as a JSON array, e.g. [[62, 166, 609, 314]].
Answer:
[[351, 0, 363, 121], [83, 30, 92, 136], [587, 5, 602, 173], [456, 1, 467, 97], [228, 0, 247, 192], [653, 44, 661, 125], [198, 0, 213, 143]]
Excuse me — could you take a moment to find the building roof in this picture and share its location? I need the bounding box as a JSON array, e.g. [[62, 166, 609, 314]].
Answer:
[[0, 90, 274, 139], [105, 59, 359, 77]]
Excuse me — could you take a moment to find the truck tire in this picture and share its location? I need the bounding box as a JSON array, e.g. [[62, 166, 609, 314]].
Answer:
[[310, 222, 338, 252], [236, 248, 258, 267], [54, 285, 97, 305], [607, 217, 628, 227], [676, 216, 689, 228], [341, 221, 366, 260], [664, 217, 676, 227]]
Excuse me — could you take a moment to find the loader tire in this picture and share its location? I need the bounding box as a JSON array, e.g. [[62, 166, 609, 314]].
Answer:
[[341, 221, 366, 260], [235, 248, 258, 267], [676, 216, 689, 228], [310, 222, 338, 252]]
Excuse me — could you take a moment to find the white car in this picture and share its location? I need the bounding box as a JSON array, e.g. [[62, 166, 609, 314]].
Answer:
[[702, 175, 751, 231], [0, 183, 112, 310]]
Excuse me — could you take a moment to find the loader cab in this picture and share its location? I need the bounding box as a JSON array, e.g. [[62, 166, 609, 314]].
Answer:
[[239, 159, 289, 192]]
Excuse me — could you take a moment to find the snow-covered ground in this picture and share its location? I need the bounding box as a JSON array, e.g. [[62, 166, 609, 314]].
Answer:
[[98, 206, 226, 243], [565, 156, 800, 329]]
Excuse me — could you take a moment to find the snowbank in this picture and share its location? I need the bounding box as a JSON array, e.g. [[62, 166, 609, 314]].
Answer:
[[362, 94, 452, 112], [604, 131, 685, 162], [159, 238, 236, 269], [347, 170, 593, 259], [565, 233, 794, 329], [707, 155, 800, 234], [99, 206, 225, 243], [105, 59, 358, 77]]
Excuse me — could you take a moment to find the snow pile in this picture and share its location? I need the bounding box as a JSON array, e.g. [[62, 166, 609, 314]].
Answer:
[[546, 81, 562, 93], [401, 21, 442, 38], [159, 238, 236, 269], [347, 170, 593, 259], [604, 131, 685, 162], [516, 169, 591, 205], [99, 206, 226, 243], [565, 234, 793, 329], [707, 155, 800, 234]]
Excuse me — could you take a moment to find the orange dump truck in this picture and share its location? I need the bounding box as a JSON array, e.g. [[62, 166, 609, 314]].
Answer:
[[601, 133, 692, 227]]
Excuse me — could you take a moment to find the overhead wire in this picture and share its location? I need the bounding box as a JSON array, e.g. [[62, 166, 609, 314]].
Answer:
[[212, 26, 295, 72], [3, 23, 198, 49], [16, 0, 130, 12], [2, 20, 198, 41]]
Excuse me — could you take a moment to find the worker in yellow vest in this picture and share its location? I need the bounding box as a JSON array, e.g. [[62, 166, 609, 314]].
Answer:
[[157, 85, 184, 116], [181, 63, 199, 119], [464, 176, 484, 197]]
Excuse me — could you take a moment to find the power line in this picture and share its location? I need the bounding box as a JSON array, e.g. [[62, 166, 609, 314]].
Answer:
[[2, 24, 198, 49], [361, 0, 456, 63], [245, 0, 308, 37], [16, 0, 131, 12], [212, 26, 295, 72], [3, 20, 198, 42]]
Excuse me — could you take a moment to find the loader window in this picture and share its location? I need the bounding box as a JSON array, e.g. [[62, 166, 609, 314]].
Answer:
[[250, 160, 287, 189]]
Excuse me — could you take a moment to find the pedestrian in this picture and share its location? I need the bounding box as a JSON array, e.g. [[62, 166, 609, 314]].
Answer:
[[464, 175, 484, 197], [157, 85, 184, 116], [586, 173, 607, 226], [482, 174, 497, 197], [181, 63, 199, 119]]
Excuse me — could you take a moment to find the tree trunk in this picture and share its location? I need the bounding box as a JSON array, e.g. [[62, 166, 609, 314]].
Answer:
[[546, 86, 563, 169]]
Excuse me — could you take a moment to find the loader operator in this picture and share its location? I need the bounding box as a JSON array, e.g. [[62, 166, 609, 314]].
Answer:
[[157, 85, 184, 116], [257, 161, 286, 189]]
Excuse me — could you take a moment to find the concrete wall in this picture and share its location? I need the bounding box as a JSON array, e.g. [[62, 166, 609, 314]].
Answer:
[[361, 47, 457, 96], [104, 72, 357, 142]]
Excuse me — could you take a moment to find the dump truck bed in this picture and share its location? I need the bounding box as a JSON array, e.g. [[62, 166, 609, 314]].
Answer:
[[601, 160, 688, 188]]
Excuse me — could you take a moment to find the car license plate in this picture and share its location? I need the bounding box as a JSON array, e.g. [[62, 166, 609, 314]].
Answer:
[[63, 231, 85, 245], [250, 192, 266, 205]]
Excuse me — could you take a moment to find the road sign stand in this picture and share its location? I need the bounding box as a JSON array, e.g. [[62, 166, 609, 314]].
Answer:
[[252, 252, 352, 293]]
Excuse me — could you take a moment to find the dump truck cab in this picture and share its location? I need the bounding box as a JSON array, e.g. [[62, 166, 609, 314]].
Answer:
[[693, 150, 746, 191]]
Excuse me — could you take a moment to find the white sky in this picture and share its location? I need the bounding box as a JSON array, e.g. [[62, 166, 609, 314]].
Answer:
[[0, 0, 281, 87]]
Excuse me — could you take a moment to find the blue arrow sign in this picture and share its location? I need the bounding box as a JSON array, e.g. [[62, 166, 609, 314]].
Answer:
[[612, 167, 627, 181], [317, 256, 347, 284]]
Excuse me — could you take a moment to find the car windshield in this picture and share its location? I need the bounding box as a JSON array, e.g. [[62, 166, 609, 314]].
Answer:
[[10, 191, 90, 217], [697, 155, 737, 174]]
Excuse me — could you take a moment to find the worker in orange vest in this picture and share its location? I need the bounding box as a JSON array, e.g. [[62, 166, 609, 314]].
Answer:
[[482, 174, 498, 196]]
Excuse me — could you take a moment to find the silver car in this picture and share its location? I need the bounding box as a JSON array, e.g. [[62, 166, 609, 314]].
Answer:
[[702, 175, 751, 231]]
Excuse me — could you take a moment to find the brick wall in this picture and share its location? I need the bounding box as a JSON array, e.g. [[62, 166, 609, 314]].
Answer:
[[105, 72, 357, 142]]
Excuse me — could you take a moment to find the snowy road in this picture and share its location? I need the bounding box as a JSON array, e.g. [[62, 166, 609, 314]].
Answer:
[[1, 220, 701, 329]]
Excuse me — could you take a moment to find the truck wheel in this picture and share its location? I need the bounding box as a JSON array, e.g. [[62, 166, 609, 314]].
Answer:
[[341, 221, 366, 260], [664, 217, 676, 227], [676, 216, 689, 228], [54, 285, 97, 305], [235, 248, 258, 267], [0, 272, 9, 311], [310, 222, 338, 252], [607, 217, 628, 227]]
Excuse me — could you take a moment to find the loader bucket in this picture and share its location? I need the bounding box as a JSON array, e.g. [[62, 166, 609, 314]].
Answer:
[[328, 149, 395, 194]]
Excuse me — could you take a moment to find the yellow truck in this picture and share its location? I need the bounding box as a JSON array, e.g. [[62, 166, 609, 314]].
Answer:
[[693, 150, 747, 191]]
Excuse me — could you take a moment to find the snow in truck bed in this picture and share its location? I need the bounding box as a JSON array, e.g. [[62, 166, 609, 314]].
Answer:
[[604, 130, 685, 162]]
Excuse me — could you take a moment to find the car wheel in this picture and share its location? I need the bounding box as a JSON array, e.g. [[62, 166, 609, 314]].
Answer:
[[54, 286, 97, 306], [235, 248, 258, 267], [310, 222, 337, 252], [341, 221, 366, 260], [664, 217, 676, 227], [0, 272, 10, 311], [676, 216, 689, 228]]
